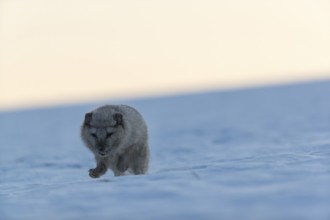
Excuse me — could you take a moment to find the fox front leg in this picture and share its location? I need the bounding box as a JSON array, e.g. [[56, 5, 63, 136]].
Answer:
[[89, 162, 107, 178]]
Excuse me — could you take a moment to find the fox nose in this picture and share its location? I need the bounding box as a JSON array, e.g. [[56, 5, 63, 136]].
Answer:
[[97, 141, 105, 149], [98, 145, 105, 151], [97, 145, 107, 156]]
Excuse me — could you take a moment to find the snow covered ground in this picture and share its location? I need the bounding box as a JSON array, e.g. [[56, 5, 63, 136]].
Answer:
[[1, 80, 330, 220]]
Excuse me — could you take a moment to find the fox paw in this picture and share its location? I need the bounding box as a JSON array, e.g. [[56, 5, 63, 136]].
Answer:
[[89, 169, 101, 178]]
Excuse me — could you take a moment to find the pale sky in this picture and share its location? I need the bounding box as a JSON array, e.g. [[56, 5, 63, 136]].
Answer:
[[1, 0, 330, 110]]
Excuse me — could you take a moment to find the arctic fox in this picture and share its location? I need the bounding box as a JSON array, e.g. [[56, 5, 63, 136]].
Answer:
[[81, 105, 149, 178]]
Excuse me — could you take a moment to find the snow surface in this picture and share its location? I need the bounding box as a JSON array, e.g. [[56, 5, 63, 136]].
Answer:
[[1, 80, 330, 220]]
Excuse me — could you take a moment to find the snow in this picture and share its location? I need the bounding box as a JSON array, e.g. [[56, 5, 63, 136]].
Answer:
[[1, 80, 330, 220]]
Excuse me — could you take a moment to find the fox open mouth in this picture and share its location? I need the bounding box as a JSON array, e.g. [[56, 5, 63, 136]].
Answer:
[[98, 151, 108, 157]]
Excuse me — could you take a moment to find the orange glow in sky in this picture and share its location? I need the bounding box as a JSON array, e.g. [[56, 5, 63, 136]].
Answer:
[[1, 0, 330, 110]]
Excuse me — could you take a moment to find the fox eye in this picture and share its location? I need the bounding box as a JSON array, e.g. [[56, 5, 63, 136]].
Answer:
[[91, 133, 97, 138], [106, 132, 113, 138]]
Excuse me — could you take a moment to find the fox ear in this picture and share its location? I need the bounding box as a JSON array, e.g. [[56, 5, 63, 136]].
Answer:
[[113, 113, 123, 126], [84, 113, 93, 126]]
